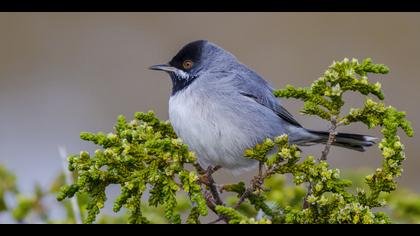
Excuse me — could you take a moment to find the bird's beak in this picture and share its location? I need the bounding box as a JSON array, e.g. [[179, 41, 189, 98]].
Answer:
[[149, 64, 177, 73]]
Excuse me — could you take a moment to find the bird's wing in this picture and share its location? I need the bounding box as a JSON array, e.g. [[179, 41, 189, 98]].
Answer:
[[232, 71, 302, 127]]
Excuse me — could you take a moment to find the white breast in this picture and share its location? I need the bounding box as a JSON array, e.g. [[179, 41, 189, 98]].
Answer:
[[168, 87, 258, 174]]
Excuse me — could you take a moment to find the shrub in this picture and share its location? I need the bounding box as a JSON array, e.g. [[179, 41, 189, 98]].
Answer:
[[52, 58, 414, 224]]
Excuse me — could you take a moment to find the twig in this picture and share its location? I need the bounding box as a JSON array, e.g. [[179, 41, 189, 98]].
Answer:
[[203, 190, 217, 212], [195, 164, 223, 206], [302, 183, 313, 209], [303, 116, 338, 209], [208, 217, 225, 224], [203, 190, 229, 224], [196, 162, 278, 223], [193, 164, 229, 224], [58, 146, 82, 224], [205, 166, 224, 206], [234, 162, 279, 209], [234, 176, 262, 209], [320, 116, 338, 161]]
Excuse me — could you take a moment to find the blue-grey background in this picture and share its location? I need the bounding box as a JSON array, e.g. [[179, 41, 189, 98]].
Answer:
[[0, 13, 419, 196]]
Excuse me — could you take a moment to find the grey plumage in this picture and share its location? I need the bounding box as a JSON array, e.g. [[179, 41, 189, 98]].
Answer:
[[150, 40, 376, 174]]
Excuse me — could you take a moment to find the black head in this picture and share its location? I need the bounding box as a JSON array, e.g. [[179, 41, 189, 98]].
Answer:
[[149, 40, 208, 95], [150, 40, 237, 95], [168, 40, 207, 73]]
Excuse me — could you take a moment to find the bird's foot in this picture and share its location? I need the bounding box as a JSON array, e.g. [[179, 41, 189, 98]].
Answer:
[[198, 165, 222, 186]]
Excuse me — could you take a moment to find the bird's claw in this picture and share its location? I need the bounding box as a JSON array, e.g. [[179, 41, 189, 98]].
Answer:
[[198, 165, 222, 186]]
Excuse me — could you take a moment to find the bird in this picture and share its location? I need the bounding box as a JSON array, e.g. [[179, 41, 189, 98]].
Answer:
[[150, 40, 376, 175]]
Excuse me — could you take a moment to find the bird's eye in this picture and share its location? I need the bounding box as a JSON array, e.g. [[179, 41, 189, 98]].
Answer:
[[182, 60, 194, 70]]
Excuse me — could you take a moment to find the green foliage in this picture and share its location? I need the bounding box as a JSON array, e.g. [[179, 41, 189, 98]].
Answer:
[[388, 190, 420, 223], [341, 168, 420, 224], [215, 205, 272, 224], [274, 58, 388, 117], [0, 169, 79, 223], [268, 58, 413, 223], [0, 165, 17, 212], [57, 112, 207, 224], [1, 165, 167, 223], [53, 58, 415, 224], [3, 164, 420, 224]]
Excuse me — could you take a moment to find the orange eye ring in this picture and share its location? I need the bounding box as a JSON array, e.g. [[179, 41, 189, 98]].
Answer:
[[182, 60, 194, 69]]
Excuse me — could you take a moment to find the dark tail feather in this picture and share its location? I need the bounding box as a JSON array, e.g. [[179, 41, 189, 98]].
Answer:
[[305, 129, 377, 152]]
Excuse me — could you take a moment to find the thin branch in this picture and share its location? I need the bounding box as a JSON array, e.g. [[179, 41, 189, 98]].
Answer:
[[195, 164, 223, 205], [320, 116, 338, 161], [302, 183, 313, 209], [203, 190, 217, 212], [196, 162, 279, 222], [208, 217, 225, 224], [193, 163, 229, 224], [205, 166, 224, 206], [234, 162, 279, 209], [303, 116, 338, 209], [234, 177, 262, 209], [58, 146, 82, 224]]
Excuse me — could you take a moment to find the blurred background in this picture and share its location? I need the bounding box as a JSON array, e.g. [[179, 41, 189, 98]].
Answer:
[[0, 12, 419, 198]]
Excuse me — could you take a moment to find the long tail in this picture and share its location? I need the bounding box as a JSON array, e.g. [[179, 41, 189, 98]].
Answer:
[[305, 129, 377, 152]]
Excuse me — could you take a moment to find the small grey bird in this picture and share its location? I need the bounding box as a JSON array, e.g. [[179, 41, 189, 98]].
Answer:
[[150, 40, 376, 174]]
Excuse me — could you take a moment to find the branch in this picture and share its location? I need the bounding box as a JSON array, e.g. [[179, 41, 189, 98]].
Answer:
[[206, 166, 224, 206], [320, 116, 338, 161], [303, 116, 338, 209], [234, 161, 280, 209], [193, 163, 229, 224]]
